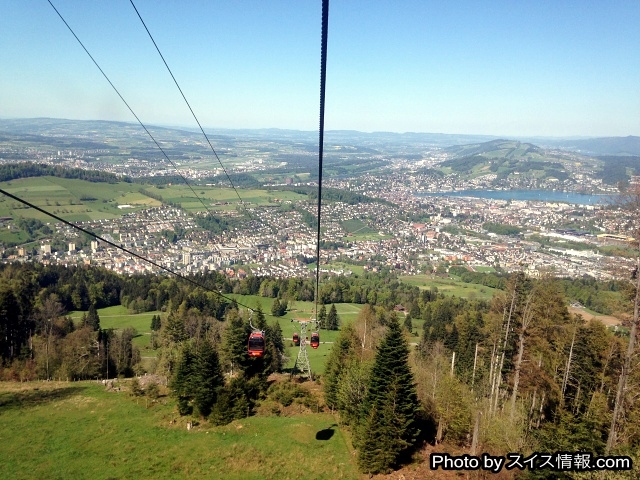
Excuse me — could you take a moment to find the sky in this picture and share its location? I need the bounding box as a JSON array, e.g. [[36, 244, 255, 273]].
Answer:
[[1, 0, 639, 137]]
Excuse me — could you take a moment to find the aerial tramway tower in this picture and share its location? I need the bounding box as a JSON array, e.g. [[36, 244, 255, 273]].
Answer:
[[292, 318, 319, 379]]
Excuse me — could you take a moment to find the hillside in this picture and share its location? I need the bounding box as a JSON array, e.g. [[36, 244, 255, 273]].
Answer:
[[439, 139, 583, 185], [438, 138, 640, 186]]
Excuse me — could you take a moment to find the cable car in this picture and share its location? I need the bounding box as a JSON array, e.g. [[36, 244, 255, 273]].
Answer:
[[293, 332, 300, 346], [310, 332, 320, 349], [248, 331, 265, 358]]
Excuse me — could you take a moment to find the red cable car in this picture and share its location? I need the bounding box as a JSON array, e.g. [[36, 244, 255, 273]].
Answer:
[[310, 332, 320, 349], [293, 332, 300, 346], [248, 331, 265, 358]]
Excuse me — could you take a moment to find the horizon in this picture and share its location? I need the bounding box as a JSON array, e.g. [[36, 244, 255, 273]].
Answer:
[[1, 116, 637, 142]]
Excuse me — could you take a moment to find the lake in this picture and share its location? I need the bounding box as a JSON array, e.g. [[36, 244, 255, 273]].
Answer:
[[416, 189, 612, 205]]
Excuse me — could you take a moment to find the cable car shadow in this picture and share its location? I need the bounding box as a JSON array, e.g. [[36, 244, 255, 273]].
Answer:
[[315, 424, 338, 441]]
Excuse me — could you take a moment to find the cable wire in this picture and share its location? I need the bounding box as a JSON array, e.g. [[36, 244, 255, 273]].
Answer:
[[313, 0, 329, 321], [0, 187, 258, 313], [46, 0, 212, 215], [128, 0, 251, 217]]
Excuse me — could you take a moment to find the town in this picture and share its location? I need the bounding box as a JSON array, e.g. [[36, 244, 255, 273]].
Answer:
[[3, 178, 636, 284]]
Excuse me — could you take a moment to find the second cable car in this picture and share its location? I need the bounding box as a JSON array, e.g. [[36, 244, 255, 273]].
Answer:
[[310, 332, 320, 349], [248, 331, 265, 358], [293, 332, 300, 346]]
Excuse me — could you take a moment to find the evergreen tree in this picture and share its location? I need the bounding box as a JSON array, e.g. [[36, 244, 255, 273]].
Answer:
[[170, 342, 196, 415], [221, 309, 248, 376], [209, 376, 250, 426], [444, 323, 459, 352], [254, 304, 266, 330], [85, 304, 100, 331], [162, 309, 187, 346], [270, 320, 285, 356], [261, 321, 284, 376], [357, 381, 406, 474], [278, 299, 287, 316], [193, 340, 224, 418], [150, 314, 161, 331], [356, 316, 420, 473], [317, 304, 327, 329], [271, 298, 282, 317], [327, 304, 339, 330], [403, 313, 413, 333]]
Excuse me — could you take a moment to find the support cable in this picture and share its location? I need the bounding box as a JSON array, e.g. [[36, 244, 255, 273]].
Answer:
[[46, 0, 212, 215], [128, 0, 251, 217], [0, 187, 258, 313], [314, 0, 329, 321]]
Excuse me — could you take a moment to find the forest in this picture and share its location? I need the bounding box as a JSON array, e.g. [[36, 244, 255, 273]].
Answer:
[[0, 162, 126, 184], [0, 260, 638, 476]]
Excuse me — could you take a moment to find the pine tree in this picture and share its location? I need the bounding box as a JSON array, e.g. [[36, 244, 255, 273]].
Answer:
[[357, 381, 406, 474], [261, 321, 284, 376], [221, 309, 248, 376], [170, 342, 196, 415], [403, 313, 413, 333], [271, 298, 282, 317], [317, 304, 327, 329], [254, 304, 266, 330], [327, 304, 339, 330], [85, 304, 100, 331], [209, 379, 247, 426], [150, 314, 161, 331], [162, 309, 187, 346], [193, 340, 224, 418], [356, 316, 420, 473]]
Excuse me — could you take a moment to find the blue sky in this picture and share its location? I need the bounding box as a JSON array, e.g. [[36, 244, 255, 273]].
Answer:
[[2, 0, 639, 137]]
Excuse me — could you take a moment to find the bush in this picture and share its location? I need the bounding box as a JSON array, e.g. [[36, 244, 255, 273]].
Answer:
[[267, 380, 308, 407], [130, 377, 143, 397], [146, 382, 160, 399]]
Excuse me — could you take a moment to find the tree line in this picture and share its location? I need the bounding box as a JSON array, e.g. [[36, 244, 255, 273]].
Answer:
[[0, 162, 127, 183]]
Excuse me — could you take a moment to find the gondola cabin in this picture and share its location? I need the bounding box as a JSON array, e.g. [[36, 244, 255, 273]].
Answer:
[[293, 332, 300, 346], [248, 331, 265, 358], [310, 332, 320, 349]]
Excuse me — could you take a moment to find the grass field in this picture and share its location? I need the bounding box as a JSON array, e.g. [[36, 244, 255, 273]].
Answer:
[[143, 185, 307, 213], [398, 274, 497, 301], [0, 381, 357, 479], [69, 306, 161, 359], [340, 218, 374, 235], [0, 177, 148, 222], [0, 177, 309, 222]]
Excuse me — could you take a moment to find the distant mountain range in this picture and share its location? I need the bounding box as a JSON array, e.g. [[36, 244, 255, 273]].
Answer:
[[2, 118, 639, 155], [531, 136, 640, 156], [0, 118, 638, 186]]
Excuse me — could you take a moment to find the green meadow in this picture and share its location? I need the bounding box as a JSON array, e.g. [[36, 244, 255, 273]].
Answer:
[[0, 381, 357, 480], [142, 185, 308, 213], [69, 306, 161, 360], [0, 177, 309, 222], [398, 274, 497, 301], [0, 177, 157, 222]]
